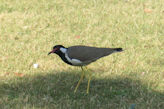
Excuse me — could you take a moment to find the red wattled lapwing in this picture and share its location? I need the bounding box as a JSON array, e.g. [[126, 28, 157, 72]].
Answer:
[[48, 45, 123, 93]]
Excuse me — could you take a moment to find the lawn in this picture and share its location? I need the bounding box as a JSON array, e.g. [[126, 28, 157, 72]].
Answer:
[[0, 0, 164, 108]]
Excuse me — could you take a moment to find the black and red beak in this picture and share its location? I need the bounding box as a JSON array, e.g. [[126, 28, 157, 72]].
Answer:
[[48, 48, 57, 55]]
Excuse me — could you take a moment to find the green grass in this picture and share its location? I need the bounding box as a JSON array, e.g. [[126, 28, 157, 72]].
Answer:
[[0, 0, 164, 108]]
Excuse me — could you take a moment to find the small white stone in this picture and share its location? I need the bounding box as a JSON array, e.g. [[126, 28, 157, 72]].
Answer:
[[33, 64, 39, 68]]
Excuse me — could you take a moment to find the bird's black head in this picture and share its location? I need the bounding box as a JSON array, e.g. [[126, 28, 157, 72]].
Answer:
[[48, 45, 65, 55]]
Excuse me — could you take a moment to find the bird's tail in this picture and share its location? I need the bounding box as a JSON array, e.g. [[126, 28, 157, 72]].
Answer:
[[113, 48, 123, 52]]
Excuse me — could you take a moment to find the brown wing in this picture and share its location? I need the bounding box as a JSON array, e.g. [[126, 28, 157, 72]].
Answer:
[[67, 46, 116, 63]]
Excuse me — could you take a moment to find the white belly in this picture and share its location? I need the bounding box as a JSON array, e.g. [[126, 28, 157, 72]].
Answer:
[[65, 53, 83, 66]]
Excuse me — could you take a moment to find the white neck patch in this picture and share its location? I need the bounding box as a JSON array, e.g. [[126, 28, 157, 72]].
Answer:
[[60, 47, 82, 65], [60, 48, 67, 53]]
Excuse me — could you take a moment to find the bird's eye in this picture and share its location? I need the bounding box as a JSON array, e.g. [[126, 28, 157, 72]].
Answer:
[[54, 47, 59, 51]]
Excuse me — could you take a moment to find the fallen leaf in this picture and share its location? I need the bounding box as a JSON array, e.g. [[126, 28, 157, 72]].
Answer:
[[144, 8, 152, 13], [141, 72, 145, 75], [75, 35, 80, 39], [14, 72, 24, 77]]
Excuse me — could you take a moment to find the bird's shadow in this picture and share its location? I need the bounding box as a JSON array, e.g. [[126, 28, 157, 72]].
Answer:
[[0, 70, 163, 109]]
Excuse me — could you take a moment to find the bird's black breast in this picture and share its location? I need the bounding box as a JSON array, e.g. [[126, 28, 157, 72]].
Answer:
[[56, 51, 73, 65]]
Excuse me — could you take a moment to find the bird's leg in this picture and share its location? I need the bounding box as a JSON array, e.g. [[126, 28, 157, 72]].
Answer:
[[84, 67, 92, 94], [86, 69, 92, 94], [74, 67, 84, 93]]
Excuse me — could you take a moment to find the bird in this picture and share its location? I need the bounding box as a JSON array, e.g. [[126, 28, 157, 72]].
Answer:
[[48, 45, 123, 93]]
